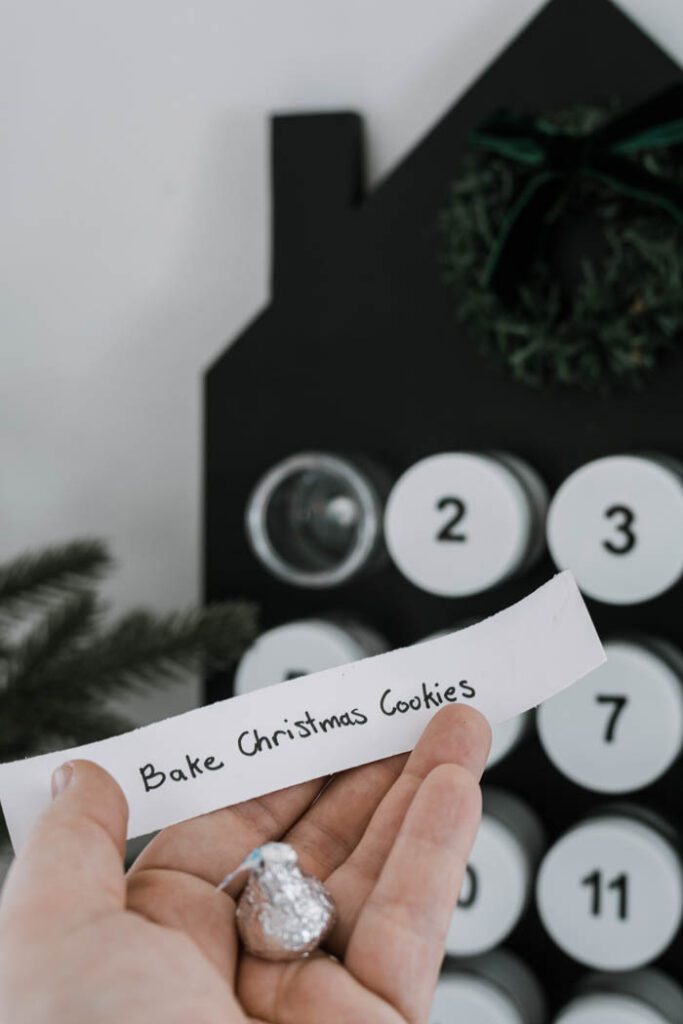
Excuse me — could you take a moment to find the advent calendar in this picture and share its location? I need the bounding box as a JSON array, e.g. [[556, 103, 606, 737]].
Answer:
[[204, 0, 683, 1018]]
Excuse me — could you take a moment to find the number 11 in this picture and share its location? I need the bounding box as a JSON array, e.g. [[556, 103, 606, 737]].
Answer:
[[581, 870, 629, 920]]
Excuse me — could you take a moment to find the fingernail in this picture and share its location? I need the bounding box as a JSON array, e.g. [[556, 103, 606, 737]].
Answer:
[[51, 762, 74, 798]]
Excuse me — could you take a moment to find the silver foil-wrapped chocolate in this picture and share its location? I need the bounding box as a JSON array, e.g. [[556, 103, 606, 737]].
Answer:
[[216, 842, 336, 961]]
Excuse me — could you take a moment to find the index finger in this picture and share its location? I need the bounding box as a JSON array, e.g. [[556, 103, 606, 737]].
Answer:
[[344, 762, 482, 1024]]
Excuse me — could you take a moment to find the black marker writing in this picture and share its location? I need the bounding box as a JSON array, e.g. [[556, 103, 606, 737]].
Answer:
[[139, 753, 225, 792], [380, 681, 475, 717], [238, 707, 368, 758]]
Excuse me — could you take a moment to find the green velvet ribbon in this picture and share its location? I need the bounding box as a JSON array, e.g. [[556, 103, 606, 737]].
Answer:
[[471, 82, 683, 294]]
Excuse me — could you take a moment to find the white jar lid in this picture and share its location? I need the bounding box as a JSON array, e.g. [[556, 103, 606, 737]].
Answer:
[[547, 454, 683, 604], [431, 951, 545, 1024], [446, 789, 544, 956], [537, 638, 683, 793], [234, 618, 387, 695], [554, 993, 671, 1024], [554, 967, 683, 1024], [431, 974, 525, 1024], [537, 814, 683, 970], [487, 714, 528, 769], [384, 452, 547, 597]]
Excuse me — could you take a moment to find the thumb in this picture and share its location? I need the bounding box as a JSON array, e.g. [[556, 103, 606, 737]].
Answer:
[[0, 760, 129, 932]]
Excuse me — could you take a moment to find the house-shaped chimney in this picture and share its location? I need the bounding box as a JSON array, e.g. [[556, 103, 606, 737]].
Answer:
[[271, 113, 363, 300]]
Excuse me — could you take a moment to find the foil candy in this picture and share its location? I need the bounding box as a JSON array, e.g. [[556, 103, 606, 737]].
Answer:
[[217, 842, 336, 961]]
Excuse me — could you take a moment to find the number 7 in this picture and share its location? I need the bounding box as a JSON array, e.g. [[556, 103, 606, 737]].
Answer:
[[595, 694, 629, 743]]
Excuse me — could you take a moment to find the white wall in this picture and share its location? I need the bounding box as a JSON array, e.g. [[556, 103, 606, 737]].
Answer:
[[2, 0, 682, 722]]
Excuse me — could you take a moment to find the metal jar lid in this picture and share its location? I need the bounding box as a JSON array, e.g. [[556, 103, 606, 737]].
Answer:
[[245, 451, 387, 588]]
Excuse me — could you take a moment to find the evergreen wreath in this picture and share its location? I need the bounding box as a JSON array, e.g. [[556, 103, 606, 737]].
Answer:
[[0, 539, 257, 770], [439, 84, 683, 390]]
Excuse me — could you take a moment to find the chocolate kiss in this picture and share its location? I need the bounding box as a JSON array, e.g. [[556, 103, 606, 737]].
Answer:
[[235, 842, 336, 961]]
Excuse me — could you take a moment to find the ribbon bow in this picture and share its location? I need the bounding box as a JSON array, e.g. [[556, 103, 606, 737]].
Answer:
[[471, 82, 683, 295]]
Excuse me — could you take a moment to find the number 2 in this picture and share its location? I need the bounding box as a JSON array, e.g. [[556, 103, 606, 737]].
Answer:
[[436, 497, 467, 542], [595, 694, 629, 742], [603, 504, 636, 555]]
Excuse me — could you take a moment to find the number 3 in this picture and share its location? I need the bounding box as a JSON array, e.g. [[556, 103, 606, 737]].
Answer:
[[603, 504, 636, 555]]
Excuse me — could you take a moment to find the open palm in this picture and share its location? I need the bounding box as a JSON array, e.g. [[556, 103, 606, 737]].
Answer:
[[0, 705, 490, 1024]]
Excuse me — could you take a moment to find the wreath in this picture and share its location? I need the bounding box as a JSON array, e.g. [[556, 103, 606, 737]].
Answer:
[[439, 84, 683, 390]]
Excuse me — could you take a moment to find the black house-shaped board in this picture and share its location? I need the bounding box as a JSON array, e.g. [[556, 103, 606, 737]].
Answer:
[[205, 0, 682, 1001]]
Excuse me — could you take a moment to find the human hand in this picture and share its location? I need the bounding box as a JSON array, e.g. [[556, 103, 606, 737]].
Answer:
[[0, 704, 490, 1024]]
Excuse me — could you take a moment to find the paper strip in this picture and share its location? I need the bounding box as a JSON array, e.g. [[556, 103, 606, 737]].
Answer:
[[0, 571, 604, 852]]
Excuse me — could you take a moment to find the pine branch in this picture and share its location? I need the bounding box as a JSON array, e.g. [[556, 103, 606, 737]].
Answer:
[[0, 695, 134, 759], [17, 600, 259, 698], [0, 540, 112, 618], [3, 590, 100, 693], [38, 707, 135, 747], [0, 533, 259, 771]]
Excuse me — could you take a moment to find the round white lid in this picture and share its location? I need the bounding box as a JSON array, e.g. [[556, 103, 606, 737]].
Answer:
[[431, 973, 525, 1024], [554, 993, 671, 1024], [385, 452, 541, 597], [234, 618, 379, 695], [546, 454, 683, 605], [537, 639, 683, 793], [537, 814, 683, 971]]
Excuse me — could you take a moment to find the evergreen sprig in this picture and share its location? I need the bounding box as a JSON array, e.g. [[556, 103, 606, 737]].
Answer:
[[0, 539, 258, 762], [0, 539, 111, 617], [439, 104, 683, 391]]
